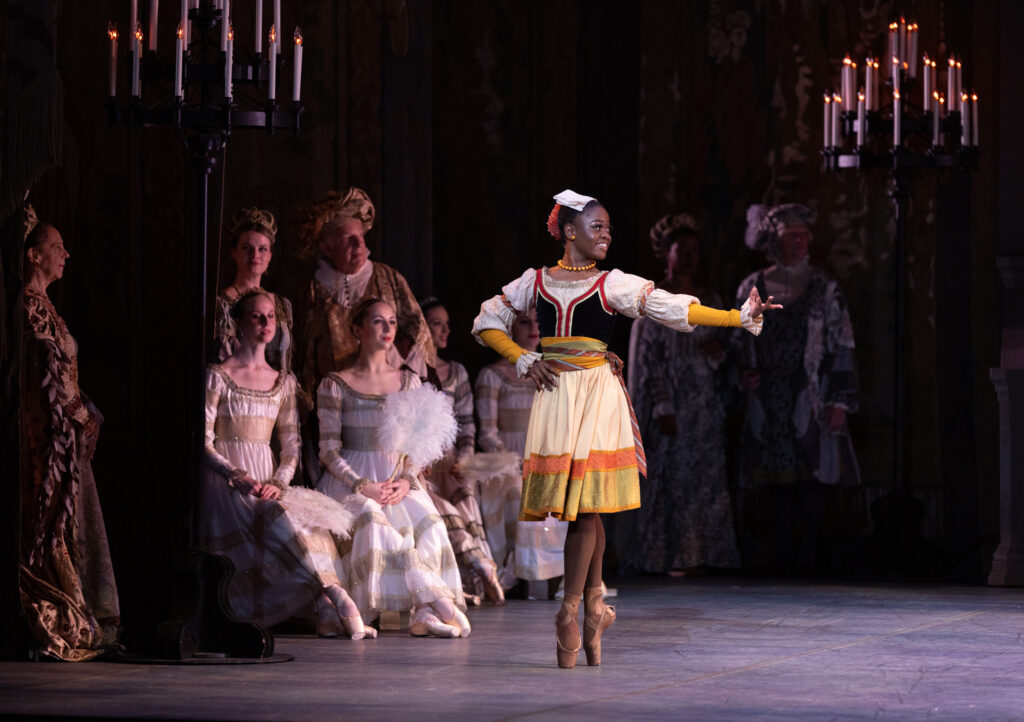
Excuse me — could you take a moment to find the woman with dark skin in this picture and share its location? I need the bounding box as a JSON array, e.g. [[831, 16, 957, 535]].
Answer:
[[473, 190, 778, 668]]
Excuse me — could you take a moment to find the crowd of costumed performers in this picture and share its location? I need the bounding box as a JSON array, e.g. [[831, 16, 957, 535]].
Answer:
[[17, 185, 866, 669]]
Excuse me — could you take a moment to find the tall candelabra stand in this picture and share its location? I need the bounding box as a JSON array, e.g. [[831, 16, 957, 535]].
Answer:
[[822, 17, 979, 497], [107, 0, 304, 661]]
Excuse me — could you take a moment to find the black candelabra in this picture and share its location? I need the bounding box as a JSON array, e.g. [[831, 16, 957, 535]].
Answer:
[[108, 0, 303, 662], [822, 18, 978, 497]]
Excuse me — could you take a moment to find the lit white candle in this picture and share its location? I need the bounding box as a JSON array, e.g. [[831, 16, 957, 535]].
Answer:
[[842, 56, 853, 107], [922, 54, 931, 107], [947, 57, 956, 114], [108, 22, 118, 97], [887, 22, 897, 64], [823, 94, 831, 148], [972, 94, 979, 146], [950, 61, 958, 110], [892, 89, 901, 149], [831, 93, 841, 148], [292, 27, 303, 103], [268, 25, 277, 100], [856, 91, 865, 147], [255, 0, 263, 54], [871, 59, 880, 109], [907, 23, 918, 77], [225, 25, 233, 100], [891, 55, 900, 95], [932, 91, 940, 147], [864, 57, 873, 111], [132, 25, 143, 97], [174, 23, 183, 98]]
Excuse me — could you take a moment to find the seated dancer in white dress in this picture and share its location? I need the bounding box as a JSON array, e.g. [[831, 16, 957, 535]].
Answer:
[[204, 290, 375, 640], [316, 297, 471, 638], [419, 297, 504, 605]]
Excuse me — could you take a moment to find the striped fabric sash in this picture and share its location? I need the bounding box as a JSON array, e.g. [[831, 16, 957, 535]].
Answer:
[[541, 336, 647, 477]]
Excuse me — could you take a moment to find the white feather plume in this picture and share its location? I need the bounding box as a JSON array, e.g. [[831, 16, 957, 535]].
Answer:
[[379, 384, 458, 468], [278, 486, 356, 541], [458, 450, 523, 484]]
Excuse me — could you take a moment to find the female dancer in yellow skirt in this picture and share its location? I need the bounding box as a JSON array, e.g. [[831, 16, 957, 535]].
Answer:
[[472, 189, 779, 668]]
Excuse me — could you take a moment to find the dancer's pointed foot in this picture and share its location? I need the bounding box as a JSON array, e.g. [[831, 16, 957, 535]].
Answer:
[[556, 596, 582, 669], [582, 585, 615, 666], [324, 585, 375, 640]]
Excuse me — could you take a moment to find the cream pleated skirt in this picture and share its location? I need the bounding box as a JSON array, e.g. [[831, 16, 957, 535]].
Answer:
[[520, 363, 641, 522]]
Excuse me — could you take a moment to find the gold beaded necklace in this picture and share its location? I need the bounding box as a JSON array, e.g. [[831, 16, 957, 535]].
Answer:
[[556, 259, 597, 272]]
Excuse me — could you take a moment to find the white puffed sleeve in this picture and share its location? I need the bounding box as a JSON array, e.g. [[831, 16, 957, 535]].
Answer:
[[604, 269, 701, 332], [471, 268, 538, 345]]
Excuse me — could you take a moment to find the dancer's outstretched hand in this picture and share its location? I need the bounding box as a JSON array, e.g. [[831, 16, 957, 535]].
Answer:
[[748, 287, 783, 318]]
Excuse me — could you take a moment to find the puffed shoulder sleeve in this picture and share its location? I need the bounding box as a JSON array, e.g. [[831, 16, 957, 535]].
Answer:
[[604, 269, 700, 331], [471, 268, 537, 343]]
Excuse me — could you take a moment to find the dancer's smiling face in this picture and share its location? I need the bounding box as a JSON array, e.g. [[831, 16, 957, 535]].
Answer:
[[354, 301, 397, 352], [565, 204, 612, 262]]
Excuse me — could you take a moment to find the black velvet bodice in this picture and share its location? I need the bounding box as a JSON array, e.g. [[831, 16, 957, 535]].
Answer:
[[534, 270, 616, 344]]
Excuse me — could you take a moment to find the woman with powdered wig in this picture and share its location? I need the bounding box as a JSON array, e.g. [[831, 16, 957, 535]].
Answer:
[[473, 190, 777, 668], [204, 289, 372, 640], [316, 297, 470, 638]]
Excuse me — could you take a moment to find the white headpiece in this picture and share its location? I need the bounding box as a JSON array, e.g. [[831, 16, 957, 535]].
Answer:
[[552, 189, 597, 212]]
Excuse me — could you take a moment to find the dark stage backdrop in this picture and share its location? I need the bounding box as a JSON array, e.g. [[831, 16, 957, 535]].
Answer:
[[3, 0, 1005, 642]]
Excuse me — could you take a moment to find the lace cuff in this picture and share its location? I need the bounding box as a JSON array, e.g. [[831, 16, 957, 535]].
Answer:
[[515, 351, 542, 378]]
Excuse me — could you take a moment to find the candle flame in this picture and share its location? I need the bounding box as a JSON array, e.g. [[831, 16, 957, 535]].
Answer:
[[872, 59, 879, 69], [228, 23, 234, 41], [956, 61, 962, 69], [972, 93, 978, 101], [892, 56, 899, 65], [833, 93, 842, 103], [893, 89, 901, 100], [177, 23, 183, 40], [269, 24, 276, 44], [949, 56, 956, 66], [889, 22, 898, 31], [933, 90, 940, 101], [902, 61, 908, 70], [108, 21, 118, 41], [858, 91, 865, 101], [844, 55, 852, 65], [824, 94, 831, 103], [962, 92, 969, 102], [135, 23, 143, 42], [899, 16, 906, 25], [911, 22, 918, 31], [294, 26, 303, 45]]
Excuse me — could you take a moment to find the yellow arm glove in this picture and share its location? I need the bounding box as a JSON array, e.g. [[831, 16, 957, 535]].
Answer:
[[687, 304, 742, 327], [479, 328, 525, 364]]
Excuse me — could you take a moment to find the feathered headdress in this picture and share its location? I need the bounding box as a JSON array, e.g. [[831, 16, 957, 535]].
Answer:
[[296, 187, 376, 258], [744, 203, 816, 260], [379, 383, 457, 476]]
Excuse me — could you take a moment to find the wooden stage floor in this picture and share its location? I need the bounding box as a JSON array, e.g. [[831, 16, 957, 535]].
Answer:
[[2, 578, 1023, 721]]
